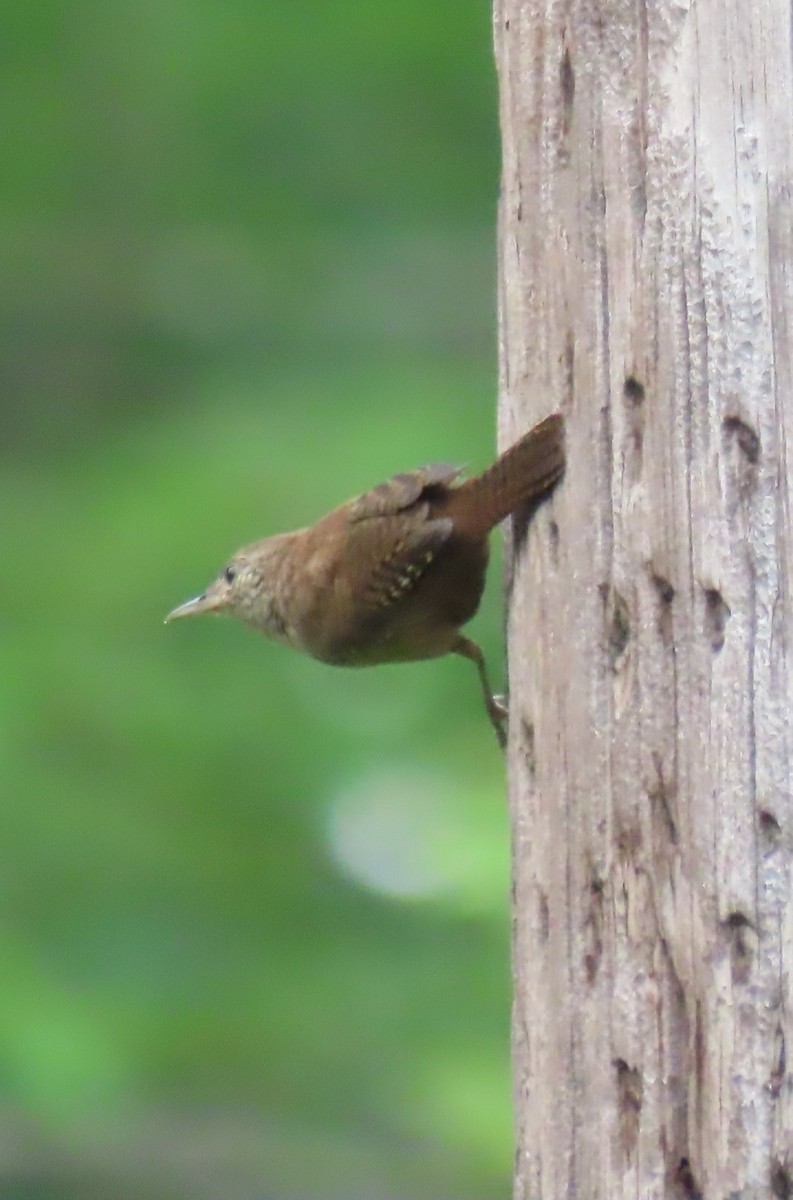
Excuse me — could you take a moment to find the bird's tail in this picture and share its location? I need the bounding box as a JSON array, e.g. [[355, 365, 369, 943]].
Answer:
[[455, 413, 565, 534]]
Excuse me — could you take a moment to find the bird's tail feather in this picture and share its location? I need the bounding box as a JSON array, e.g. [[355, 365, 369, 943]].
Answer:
[[456, 413, 565, 534]]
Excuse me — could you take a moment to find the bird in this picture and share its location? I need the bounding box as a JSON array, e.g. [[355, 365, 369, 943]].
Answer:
[[166, 413, 565, 747]]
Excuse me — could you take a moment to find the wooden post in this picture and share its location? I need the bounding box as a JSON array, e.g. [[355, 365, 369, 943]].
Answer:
[[494, 0, 793, 1195]]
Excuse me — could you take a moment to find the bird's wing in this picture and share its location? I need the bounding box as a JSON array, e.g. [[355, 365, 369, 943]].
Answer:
[[293, 470, 461, 660], [348, 510, 454, 612], [347, 464, 463, 522]]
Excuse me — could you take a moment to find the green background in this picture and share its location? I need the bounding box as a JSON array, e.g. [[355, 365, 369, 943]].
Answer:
[[2, 4, 510, 1197]]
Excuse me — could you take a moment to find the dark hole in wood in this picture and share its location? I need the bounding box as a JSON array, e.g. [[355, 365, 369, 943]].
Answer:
[[606, 589, 630, 667], [771, 1161, 793, 1198], [704, 588, 731, 652], [723, 414, 760, 464], [677, 1157, 703, 1199], [624, 376, 645, 404]]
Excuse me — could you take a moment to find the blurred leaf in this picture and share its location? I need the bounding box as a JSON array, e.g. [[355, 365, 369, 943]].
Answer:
[[1, 3, 508, 1198]]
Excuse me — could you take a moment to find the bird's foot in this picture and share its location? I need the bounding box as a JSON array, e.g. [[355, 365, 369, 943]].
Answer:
[[488, 694, 508, 750]]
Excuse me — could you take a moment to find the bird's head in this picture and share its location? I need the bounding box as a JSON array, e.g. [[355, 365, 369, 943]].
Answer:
[[165, 536, 293, 640]]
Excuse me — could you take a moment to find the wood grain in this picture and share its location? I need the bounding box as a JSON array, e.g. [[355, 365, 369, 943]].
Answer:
[[494, 0, 793, 1195]]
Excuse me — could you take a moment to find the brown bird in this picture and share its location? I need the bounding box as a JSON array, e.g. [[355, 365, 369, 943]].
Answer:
[[166, 413, 564, 747]]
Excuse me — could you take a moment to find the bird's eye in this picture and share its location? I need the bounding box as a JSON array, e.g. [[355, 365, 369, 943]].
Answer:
[[223, 566, 236, 584]]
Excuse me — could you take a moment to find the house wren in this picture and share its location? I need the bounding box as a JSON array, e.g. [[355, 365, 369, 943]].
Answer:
[[166, 413, 564, 747]]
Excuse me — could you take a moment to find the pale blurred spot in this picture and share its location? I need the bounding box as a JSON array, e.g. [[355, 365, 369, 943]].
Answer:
[[328, 765, 490, 902]]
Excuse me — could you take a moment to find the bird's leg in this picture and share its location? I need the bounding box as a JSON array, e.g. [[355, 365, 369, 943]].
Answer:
[[453, 635, 508, 750]]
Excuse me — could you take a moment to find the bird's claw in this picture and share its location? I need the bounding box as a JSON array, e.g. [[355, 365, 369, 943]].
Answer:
[[489, 694, 508, 750]]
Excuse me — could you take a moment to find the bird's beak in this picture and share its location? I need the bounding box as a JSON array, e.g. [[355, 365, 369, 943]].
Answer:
[[164, 593, 220, 622]]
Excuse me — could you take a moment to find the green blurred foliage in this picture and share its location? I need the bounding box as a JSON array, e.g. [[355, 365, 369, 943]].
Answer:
[[1, 3, 510, 1197]]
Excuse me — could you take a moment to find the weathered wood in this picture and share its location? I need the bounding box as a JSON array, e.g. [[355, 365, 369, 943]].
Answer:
[[494, 0, 793, 1196]]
